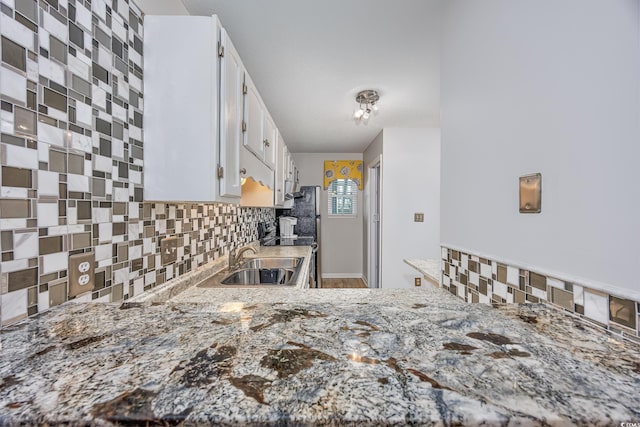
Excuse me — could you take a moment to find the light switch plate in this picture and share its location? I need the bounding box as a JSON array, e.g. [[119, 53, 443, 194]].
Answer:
[[161, 236, 178, 265], [414, 213, 424, 222], [69, 252, 95, 298], [519, 173, 542, 213]]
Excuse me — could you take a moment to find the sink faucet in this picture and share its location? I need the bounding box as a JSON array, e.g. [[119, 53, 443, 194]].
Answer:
[[229, 245, 257, 270]]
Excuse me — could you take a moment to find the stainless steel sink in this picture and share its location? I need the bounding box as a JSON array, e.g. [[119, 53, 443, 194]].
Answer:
[[197, 256, 305, 288], [220, 268, 296, 285], [239, 257, 303, 270]]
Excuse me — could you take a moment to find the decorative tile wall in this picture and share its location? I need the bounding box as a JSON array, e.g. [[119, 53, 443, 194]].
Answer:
[[0, 0, 275, 325], [441, 247, 640, 343]]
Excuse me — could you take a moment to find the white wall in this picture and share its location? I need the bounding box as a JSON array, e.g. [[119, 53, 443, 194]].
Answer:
[[380, 129, 441, 288], [441, 0, 640, 298], [292, 153, 363, 278]]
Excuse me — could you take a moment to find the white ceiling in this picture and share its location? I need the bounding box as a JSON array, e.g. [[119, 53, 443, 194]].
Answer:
[[142, 0, 442, 153]]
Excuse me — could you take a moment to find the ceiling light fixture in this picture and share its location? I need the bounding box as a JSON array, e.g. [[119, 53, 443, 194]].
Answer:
[[353, 89, 380, 123]]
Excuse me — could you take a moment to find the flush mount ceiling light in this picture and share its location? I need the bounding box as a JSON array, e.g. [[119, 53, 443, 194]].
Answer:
[[353, 89, 380, 123]]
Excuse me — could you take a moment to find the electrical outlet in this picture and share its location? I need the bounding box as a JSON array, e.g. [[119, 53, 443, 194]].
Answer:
[[69, 252, 95, 298], [161, 236, 179, 265], [415, 277, 422, 287], [414, 213, 424, 222]]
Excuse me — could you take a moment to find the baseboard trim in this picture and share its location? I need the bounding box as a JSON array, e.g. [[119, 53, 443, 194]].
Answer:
[[322, 273, 364, 279]]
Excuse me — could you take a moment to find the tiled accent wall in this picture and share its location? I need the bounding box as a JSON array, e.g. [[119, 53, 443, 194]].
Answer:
[[441, 247, 640, 343], [0, 0, 275, 325]]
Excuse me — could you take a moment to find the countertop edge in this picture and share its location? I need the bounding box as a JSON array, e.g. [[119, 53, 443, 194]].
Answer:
[[404, 258, 441, 285]]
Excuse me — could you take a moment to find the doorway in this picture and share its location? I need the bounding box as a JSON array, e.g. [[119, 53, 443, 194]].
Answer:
[[368, 158, 382, 288]]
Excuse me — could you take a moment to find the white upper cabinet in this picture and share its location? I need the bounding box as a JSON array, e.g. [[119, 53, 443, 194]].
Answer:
[[143, 15, 240, 203], [243, 74, 265, 160], [240, 145, 274, 190], [243, 73, 279, 171], [287, 151, 294, 180], [219, 28, 244, 198], [274, 130, 286, 206], [263, 112, 277, 169], [144, 15, 285, 202]]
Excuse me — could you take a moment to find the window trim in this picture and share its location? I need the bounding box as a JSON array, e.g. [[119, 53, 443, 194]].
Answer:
[[327, 179, 358, 217]]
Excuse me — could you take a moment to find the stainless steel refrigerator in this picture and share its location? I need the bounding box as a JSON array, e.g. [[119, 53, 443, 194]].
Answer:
[[281, 186, 321, 288]]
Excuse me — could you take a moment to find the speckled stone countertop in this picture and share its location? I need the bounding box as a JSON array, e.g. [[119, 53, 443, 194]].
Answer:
[[1, 288, 639, 426], [404, 258, 441, 285]]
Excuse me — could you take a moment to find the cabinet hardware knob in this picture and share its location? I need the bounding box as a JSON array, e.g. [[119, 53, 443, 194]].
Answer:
[[240, 168, 247, 175], [263, 139, 270, 147]]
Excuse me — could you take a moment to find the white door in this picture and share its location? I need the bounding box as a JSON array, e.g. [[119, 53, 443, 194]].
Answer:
[[263, 112, 277, 169], [369, 160, 382, 288], [243, 74, 264, 159], [218, 29, 243, 198]]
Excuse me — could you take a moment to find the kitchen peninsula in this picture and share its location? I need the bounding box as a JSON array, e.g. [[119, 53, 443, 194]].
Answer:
[[0, 283, 638, 425]]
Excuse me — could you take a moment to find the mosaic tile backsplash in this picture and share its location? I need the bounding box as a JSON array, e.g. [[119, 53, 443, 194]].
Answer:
[[0, 0, 275, 324], [441, 247, 640, 343]]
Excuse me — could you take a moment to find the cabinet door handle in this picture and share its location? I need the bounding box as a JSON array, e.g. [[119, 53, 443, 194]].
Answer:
[[240, 168, 247, 175], [263, 139, 270, 147]]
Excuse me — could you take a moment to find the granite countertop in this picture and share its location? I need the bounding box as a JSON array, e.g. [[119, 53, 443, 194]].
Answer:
[[404, 258, 440, 285], [1, 286, 639, 425]]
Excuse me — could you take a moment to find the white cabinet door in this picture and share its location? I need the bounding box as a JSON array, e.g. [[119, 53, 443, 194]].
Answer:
[[218, 29, 243, 198], [144, 15, 220, 202], [288, 152, 294, 180], [263, 112, 277, 169], [274, 130, 285, 205], [244, 74, 264, 159]]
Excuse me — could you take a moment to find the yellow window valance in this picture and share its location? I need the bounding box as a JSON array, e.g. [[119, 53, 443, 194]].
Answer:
[[323, 160, 363, 190]]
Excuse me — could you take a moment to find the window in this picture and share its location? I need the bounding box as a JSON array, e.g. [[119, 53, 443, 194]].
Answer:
[[328, 179, 358, 216]]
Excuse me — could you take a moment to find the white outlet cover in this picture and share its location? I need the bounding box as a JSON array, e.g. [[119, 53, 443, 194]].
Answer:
[[78, 274, 90, 285], [79, 261, 91, 272]]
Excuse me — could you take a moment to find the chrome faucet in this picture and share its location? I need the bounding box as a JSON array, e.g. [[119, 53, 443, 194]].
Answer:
[[229, 245, 257, 270]]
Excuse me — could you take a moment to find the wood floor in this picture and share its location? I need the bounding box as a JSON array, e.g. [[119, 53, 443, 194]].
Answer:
[[320, 278, 367, 289]]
